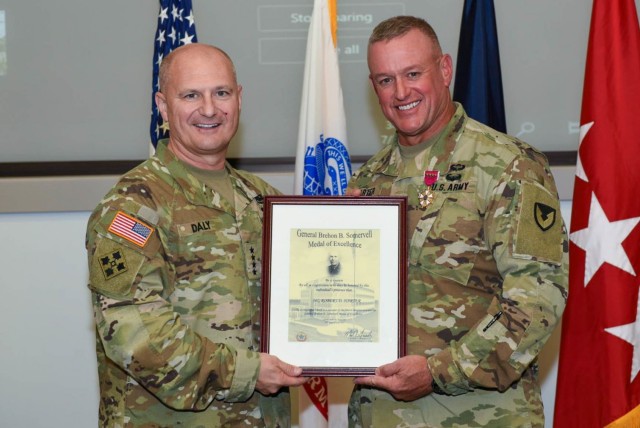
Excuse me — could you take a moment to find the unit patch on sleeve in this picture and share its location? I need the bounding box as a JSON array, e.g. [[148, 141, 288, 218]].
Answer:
[[108, 211, 154, 247], [99, 249, 128, 280], [514, 182, 563, 263], [89, 237, 146, 299], [534, 202, 556, 231]]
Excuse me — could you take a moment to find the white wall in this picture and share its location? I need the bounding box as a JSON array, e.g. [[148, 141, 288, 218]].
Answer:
[[0, 211, 98, 426], [0, 195, 571, 428]]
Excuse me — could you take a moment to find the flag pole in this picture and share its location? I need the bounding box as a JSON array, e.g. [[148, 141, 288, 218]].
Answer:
[[295, 0, 353, 426]]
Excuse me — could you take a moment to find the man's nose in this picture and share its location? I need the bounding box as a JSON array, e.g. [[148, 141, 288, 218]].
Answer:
[[394, 78, 409, 100], [200, 96, 217, 116]]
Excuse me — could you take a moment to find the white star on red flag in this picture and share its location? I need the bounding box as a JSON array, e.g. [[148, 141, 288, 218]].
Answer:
[[570, 191, 640, 287], [606, 289, 640, 382], [574, 122, 593, 182]]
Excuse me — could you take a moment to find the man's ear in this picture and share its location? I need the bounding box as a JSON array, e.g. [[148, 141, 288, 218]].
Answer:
[[440, 54, 454, 88], [155, 92, 168, 122]]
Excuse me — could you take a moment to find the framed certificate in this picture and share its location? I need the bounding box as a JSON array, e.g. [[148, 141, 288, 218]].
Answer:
[[260, 195, 407, 376]]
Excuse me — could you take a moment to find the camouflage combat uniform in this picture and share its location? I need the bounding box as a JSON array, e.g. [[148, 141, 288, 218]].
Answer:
[[347, 104, 568, 428], [86, 140, 289, 427]]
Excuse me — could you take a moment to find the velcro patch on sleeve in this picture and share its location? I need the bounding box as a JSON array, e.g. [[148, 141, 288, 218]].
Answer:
[[98, 248, 128, 280], [108, 211, 154, 248], [513, 182, 563, 264], [89, 237, 145, 299]]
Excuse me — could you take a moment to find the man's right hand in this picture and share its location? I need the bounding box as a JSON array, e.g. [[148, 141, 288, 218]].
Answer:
[[256, 353, 308, 395]]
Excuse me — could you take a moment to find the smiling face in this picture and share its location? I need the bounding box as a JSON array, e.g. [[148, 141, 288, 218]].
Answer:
[[368, 28, 455, 146], [155, 44, 242, 170]]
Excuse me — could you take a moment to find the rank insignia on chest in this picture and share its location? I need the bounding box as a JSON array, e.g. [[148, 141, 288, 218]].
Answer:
[[99, 249, 128, 280], [249, 246, 258, 275]]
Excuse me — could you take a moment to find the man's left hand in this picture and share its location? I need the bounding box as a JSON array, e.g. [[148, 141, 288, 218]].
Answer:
[[353, 355, 432, 401]]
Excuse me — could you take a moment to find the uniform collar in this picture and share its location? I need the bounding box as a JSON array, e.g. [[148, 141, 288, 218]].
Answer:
[[154, 140, 258, 212], [372, 103, 468, 178]]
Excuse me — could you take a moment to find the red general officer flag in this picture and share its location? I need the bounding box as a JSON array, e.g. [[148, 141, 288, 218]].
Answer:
[[554, 0, 640, 426]]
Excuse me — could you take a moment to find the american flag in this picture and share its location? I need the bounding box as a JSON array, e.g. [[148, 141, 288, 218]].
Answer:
[[150, 0, 198, 148], [108, 212, 154, 247]]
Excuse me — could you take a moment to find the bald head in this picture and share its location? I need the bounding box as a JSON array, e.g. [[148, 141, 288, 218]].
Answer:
[[158, 43, 237, 93], [153, 42, 243, 170]]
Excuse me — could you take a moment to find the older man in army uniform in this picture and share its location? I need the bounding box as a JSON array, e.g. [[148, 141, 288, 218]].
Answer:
[[86, 43, 306, 427], [347, 16, 569, 427]]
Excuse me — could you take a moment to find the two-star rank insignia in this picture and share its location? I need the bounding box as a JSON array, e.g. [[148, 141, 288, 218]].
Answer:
[[99, 249, 128, 280]]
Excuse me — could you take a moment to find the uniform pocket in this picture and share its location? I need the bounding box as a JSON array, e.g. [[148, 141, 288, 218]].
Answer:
[[415, 181, 482, 285]]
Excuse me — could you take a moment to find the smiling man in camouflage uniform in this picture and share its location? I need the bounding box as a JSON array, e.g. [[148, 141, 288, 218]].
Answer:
[[347, 16, 568, 427], [86, 43, 306, 427]]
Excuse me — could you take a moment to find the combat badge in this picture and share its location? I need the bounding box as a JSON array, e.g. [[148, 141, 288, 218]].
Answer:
[[99, 249, 128, 280], [445, 163, 465, 181]]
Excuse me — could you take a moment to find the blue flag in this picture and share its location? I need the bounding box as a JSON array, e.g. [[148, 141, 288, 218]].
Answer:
[[150, 0, 198, 148], [453, 0, 506, 133]]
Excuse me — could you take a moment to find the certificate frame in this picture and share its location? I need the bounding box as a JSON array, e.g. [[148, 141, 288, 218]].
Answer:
[[260, 195, 407, 376]]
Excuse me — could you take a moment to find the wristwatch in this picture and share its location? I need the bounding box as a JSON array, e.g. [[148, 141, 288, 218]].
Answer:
[[431, 378, 445, 395]]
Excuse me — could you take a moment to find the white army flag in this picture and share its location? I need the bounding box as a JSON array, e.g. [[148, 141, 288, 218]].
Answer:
[[294, 0, 351, 196]]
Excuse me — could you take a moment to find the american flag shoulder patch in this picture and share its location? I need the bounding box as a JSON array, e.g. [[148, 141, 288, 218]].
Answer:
[[108, 211, 154, 248]]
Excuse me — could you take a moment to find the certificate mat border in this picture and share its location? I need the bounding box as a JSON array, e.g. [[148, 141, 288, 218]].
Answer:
[[261, 195, 407, 376]]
